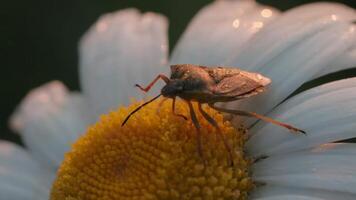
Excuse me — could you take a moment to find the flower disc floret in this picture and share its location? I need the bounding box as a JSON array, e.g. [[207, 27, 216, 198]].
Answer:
[[51, 99, 253, 200]]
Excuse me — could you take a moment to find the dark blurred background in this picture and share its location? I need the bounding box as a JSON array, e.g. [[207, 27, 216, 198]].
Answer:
[[2, 0, 356, 144]]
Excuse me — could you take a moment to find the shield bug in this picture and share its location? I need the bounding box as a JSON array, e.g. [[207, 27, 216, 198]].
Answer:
[[122, 64, 305, 165]]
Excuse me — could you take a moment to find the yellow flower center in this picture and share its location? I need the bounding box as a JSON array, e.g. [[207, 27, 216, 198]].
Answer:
[[50, 99, 253, 200]]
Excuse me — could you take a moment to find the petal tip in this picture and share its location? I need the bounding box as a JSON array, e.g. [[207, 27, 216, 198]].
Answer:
[[9, 81, 68, 132], [79, 8, 168, 49]]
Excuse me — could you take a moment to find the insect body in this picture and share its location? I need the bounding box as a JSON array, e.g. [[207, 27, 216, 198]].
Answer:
[[161, 64, 271, 102], [122, 64, 305, 165]]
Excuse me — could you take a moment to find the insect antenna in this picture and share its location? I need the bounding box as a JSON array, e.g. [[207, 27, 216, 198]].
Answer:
[[121, 94, 162, 127]]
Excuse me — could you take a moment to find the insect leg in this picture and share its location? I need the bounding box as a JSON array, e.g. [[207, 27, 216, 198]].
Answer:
[[156, 97, 168, 115], [187, 101, 206, 165], [208, 103, 306, 134], [198, 103, 234, 166], [172, 97, 188, 120], [135, 74, 169, 92]]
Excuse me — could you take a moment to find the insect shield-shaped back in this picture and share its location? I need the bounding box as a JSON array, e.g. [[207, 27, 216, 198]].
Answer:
[[241, 71, 271, 87], [210, 69, 272, 100], [170, 65, 186, 79]]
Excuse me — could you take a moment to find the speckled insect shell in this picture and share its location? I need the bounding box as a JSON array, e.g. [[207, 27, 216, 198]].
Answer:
[[169, 64, 272, 103]]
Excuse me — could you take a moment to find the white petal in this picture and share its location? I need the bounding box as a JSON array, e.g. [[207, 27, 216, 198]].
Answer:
[[223, 3, 356, 126], [252, 185, 356, 200], [247, 78, 356, 156], [0, 141, 54, 200], [170, 0, 280, 65], [253, 143, 356, 195], [253, 143, 356, 176], [229, 2, 356, 69], [80, 9, 168, 116], [321, 44, 356, 77], [10, 81, 92, 168]]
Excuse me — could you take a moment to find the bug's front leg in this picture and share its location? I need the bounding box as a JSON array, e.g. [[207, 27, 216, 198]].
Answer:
[[187, 101, 206, 165], [198, 103, 234, 166], [135, 74, 169, 92], [156, 97, 168, 115], [208, 103, 306, 134], [172, 97, 188, 120]]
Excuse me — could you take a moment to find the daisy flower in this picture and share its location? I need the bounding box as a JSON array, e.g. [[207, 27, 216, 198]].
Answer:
[[3, 0, 356, 199]]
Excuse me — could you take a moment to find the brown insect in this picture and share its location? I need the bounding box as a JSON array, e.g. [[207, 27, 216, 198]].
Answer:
[[122, 64, 305, 165]]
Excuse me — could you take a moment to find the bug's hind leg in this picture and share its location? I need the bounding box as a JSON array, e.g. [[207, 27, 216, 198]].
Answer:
[[208, 103, 306, 134], [135, 74, 169, 92], [198, 103, 234, 166], [187, 101, 206, 165]]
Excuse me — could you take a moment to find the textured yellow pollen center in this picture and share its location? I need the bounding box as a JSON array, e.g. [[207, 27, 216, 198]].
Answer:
[[50, 99, 253, 200]]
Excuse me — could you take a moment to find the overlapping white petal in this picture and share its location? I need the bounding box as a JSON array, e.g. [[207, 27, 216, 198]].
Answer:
[[253, 143, 356, 195], [229, 2, 356, 69], [0, 141, 53, 200], [9, 81, 92, 168], [223, 3, 356, 126], [247, 78, 356, 157], [80, 9, 169, 117], [323, 45, 356, 77], [239, 22, 354, 114], [171, 0, 280, 66]]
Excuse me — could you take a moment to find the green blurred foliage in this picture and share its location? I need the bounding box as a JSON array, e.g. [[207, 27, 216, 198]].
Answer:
[[1, 0, 355, 144]]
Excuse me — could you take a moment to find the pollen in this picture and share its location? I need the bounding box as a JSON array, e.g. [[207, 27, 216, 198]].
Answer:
[[50, 99, 253, 200]]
